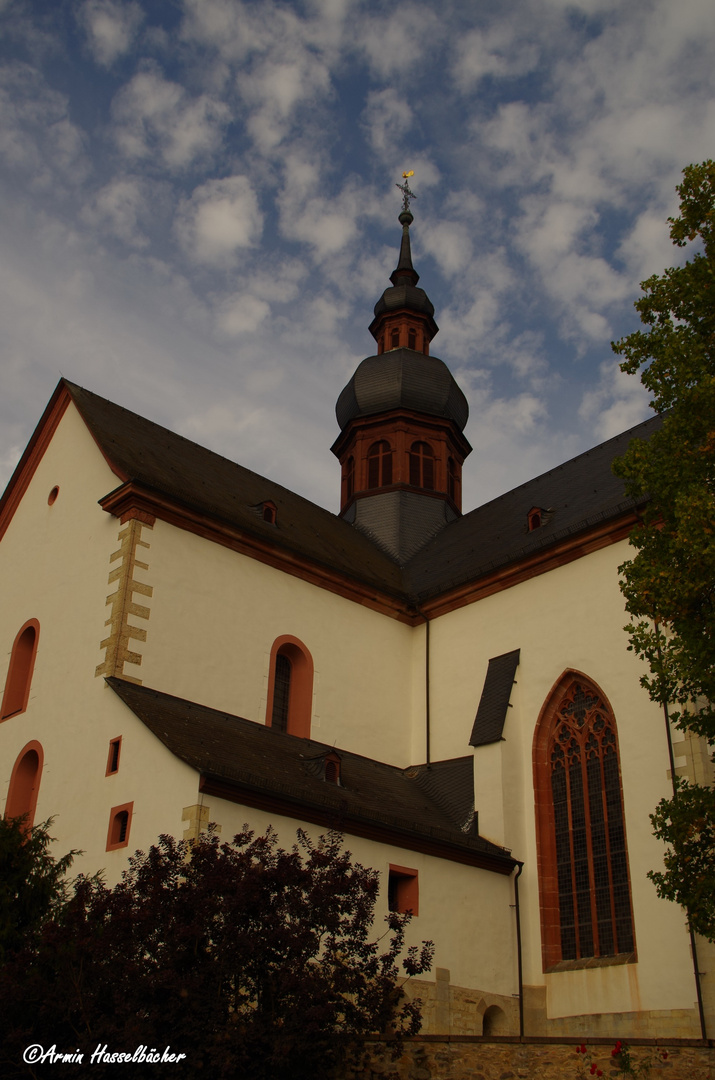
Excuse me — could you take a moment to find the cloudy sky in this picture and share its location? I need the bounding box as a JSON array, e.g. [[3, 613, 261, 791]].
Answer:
[[0, 0, 713, 513]]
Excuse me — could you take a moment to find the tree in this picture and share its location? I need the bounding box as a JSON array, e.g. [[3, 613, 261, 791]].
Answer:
[[0, 826, 433, 1080], [0, 815, 78, 965], [612, 160, 715, 937]]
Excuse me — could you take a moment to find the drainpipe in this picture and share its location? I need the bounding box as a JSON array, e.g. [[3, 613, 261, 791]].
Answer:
[[513, 861, 525, 1038], [654, 623, 707, 1041], [415, 606, 431, 765]]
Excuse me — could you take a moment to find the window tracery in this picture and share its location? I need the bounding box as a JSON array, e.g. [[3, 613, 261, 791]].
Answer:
[[534, 674, 635, 967]]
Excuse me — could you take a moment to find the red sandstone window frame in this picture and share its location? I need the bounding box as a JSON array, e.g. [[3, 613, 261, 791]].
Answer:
[[5, 740, 44, 828], [106, 802, 134, 851], [265, 635, 314, 739], [1, 619, 40, 721], [533, 670, 636, 970], [388, 864, 419, 915], [106, 736, 122, 776]]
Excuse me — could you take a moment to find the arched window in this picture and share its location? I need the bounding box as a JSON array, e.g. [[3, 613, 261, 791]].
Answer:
[[390, 328, 400, 349], [1, 620, 40, 720], [407, 328, 417, 350], [367, 441, 393, 489], [5, 741, 43, 828], [409, 442, 434, 490], [266, 636, 314, 739], [534, 673, 635, 969]]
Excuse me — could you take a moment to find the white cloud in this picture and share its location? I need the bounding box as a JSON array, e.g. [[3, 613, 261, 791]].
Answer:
[[216, 294, 271, 336], [111, 68, 230, 169], [175, 176, 263, 266], [78, 0, 144, 67], [453, 23, 539, 90], [361, 88, 413, 158], [357, 5, 439, 79], [0, 63, 88, 190], [81, 177, 150, 248], [578, 359, 651, 441]]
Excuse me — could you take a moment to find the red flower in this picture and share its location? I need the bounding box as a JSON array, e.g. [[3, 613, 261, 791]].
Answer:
[[662, 1051, 669, 1060], [611, 1049, 618, 1057], [597, 1071, 603, 1077], [590, 1064, 597, 1074], [581, 1044, 587, 1054]]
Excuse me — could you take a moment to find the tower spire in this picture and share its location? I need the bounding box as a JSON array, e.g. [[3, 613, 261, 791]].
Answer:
[[392, 172, 419, 287], [332, 174, 472, 559]]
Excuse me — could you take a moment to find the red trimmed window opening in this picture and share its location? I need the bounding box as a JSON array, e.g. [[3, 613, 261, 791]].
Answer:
[[388, 865, 419, 915], [5, 741, 44, 828], [534, 674, 635, 968], [106, 737, 122, 776], [266, 636, 314, 739], [1, 619, 40, 720], [106, 802, 133, 851]]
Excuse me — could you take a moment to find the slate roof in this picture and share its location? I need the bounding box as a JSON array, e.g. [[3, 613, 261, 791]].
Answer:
[[108, 678, 513, 869], [58, 380, 660, 610], [403, 416, 661, 601], [64, 381, 405, 600]]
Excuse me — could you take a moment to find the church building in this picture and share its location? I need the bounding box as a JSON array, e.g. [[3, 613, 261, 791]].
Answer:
[[1, 197, 712, 1041]]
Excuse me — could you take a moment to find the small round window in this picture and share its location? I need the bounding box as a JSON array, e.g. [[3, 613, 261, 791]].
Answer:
[[48, 486, 60, 505]]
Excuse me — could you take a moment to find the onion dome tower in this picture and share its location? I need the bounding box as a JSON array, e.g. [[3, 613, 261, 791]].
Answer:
[[332, 182, 472, 563]]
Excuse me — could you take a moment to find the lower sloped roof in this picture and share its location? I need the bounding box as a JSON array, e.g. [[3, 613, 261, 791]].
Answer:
[[108, 678, 515, 873]]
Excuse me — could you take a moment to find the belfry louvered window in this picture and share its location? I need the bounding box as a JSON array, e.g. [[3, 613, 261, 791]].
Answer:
[[367, 441, 393, 489], [535, 675, 635, 967], [409, 441, 434, 490]]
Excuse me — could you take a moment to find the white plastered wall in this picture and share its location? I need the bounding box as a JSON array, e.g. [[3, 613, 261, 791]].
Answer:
[[424, 540, 700, 1022], [185, 793, 518, 999], [139, 518, 417, 766], [0, 405, 198, 878]]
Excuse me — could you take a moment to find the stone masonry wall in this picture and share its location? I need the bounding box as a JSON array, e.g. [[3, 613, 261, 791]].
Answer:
[[349, 1039, 714, 1080]]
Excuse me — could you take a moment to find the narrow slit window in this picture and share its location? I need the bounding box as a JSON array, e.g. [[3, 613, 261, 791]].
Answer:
[[106, 737, 122, 776]]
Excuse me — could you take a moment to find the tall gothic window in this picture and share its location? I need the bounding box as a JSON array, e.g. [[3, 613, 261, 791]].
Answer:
[[409, 441, 434, 490], [367, 441, 393, 489], [534, 674, 635, 968]]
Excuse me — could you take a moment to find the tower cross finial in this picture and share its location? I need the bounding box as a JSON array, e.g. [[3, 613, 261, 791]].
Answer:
[[396, 171, 416, 213]]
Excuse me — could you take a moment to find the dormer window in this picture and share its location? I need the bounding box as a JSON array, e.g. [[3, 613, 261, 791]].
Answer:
[[527, 506, 549, 532], [324, 752, 341, 785], [261, 501, 277, 525]]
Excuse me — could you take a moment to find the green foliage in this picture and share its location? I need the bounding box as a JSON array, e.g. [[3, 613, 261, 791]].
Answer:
[[612, 161, 715, 938], [0, 816, 78, 965], [0, 826, 433, 1080], [649, 780, 715, 941]]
